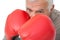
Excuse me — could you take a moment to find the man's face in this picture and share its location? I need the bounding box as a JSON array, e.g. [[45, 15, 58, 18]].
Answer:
[[26, 0, 53, 17]]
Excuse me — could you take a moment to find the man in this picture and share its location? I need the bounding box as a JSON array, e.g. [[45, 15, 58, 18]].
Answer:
[[26, 0, 60, 40], [3, 0, 60, 40]]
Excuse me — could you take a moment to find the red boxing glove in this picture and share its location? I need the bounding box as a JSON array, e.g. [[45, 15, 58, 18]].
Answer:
[[18, 14, 56, 40], [5, 9, 30, 40]]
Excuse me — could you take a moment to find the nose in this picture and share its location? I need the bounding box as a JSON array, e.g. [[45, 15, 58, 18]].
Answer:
[[30, 12, 36, 18]]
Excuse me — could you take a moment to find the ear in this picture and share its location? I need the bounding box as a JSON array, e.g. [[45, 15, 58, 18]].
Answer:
[[50, 5, 54, 12]]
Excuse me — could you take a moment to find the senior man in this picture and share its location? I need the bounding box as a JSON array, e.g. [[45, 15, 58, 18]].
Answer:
[[26, 0, 60, 40], [3, 0, 60, 40]]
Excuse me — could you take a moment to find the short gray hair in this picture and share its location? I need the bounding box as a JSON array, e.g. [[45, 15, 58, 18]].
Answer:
[[28, 0, 53, 11], [46, 0, 53, 11]]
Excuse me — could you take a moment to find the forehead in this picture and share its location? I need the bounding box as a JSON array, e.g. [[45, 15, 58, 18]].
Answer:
[[26, 0, 48, 4], [26, 0, 48, 3], [26, 0, 48, 10]]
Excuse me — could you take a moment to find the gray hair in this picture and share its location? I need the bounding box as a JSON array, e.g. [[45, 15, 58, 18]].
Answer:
[[47, 0, 53, 11], [28, 0, 53, 11]]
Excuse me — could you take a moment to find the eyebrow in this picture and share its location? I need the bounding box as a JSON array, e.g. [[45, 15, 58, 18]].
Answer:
[[36, 9, 44, 13], [26, 8, 32, 12], [27, 8, 44, 13]]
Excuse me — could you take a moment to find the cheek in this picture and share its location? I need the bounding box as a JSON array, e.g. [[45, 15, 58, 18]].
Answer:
[[26, 11, 32, 17], [26, 10, 36, 17], [43, 9, 50, 16], [26, 10, 31, 16], [45, 11, 50, 16], [29, 13, 36, 18]]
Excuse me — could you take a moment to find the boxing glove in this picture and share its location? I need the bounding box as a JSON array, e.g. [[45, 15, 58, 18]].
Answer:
[[5, 9, 30, 40], [18, 14, 56, 40]]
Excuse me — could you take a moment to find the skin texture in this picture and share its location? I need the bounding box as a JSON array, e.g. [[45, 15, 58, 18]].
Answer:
[[26, 0, 54, 18]]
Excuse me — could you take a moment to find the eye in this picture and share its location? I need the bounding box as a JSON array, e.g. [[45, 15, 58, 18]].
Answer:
[[37, 11, 44, 13], [26, 8, 32, 12], [36, 9, 44, 13]]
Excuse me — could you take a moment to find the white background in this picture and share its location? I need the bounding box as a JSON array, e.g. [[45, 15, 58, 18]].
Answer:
[[0, 0, 60, 40]]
